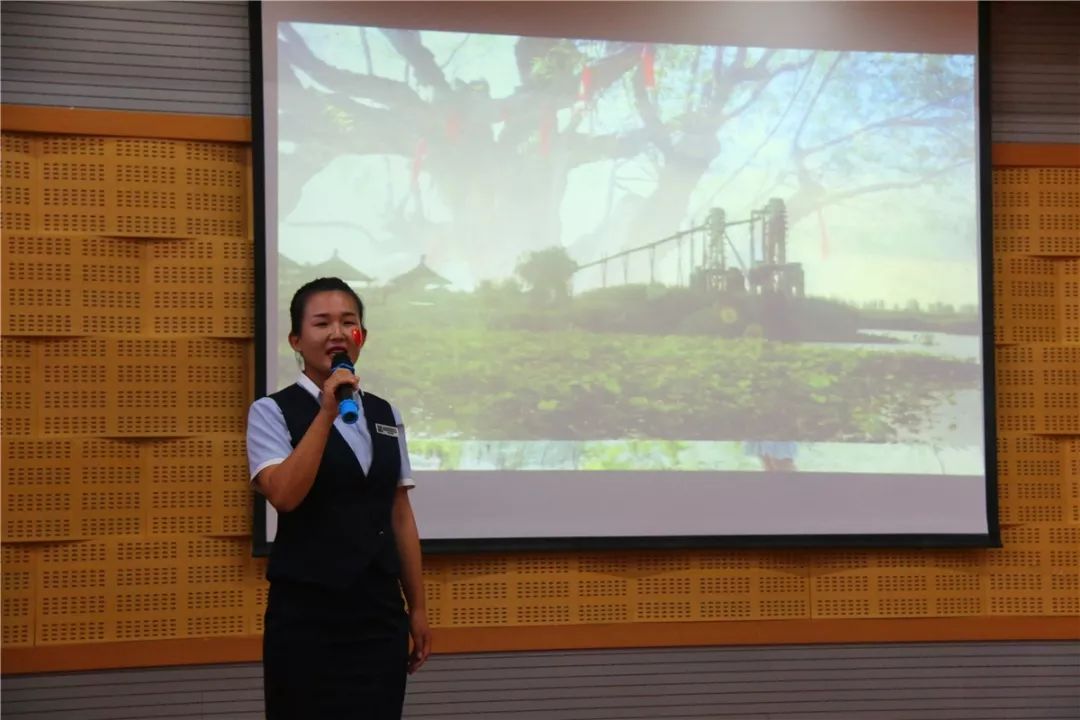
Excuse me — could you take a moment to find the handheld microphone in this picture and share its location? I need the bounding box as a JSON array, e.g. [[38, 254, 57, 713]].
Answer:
[[330, 352, 359, 424]]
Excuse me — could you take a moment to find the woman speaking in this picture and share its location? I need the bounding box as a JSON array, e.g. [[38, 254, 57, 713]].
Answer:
[[246, 277, 431, 719]]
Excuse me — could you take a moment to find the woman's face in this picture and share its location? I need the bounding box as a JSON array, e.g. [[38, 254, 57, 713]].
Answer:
[[289, 290, 364, 382]]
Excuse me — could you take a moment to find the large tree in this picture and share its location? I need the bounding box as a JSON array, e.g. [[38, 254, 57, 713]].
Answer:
[[277, 27, 974, 276]]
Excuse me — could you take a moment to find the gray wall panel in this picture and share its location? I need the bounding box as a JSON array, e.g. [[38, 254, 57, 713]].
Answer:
[[989, 2, 1080, 143], [1, 0, 1078, 145], [0, 0, 249, 116], [3, 642, 1078, 720], [4, 34, 247, 60]]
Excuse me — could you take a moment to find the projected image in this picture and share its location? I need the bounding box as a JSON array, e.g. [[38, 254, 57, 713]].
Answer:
[[274, 24, 982, 477]]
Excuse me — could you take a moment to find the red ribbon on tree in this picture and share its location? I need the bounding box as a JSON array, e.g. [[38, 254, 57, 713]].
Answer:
[[641, 44, 656, 89], [578, 66, 593, 102]]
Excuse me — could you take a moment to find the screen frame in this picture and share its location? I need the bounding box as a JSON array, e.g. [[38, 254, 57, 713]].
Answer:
[[248, 0, 1000, 557]]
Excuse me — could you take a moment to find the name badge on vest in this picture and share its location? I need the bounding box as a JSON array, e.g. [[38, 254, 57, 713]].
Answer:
[[375, 423, 399, 438]]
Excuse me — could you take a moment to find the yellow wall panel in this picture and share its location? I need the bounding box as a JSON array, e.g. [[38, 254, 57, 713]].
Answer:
[[1, 131, 1077, 666], [28, 536, 264, 645]]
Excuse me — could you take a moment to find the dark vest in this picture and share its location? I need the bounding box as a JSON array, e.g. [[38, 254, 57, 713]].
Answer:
[[267, 384, 402, 588]]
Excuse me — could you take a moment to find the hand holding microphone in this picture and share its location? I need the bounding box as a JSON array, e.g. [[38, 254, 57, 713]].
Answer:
[[330, 353, 359, 424], [326, 328, 365, 425]]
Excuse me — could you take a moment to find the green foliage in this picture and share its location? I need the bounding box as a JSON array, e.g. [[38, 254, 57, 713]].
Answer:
[[530, 40, 586, 83], [515, 246, 578, 303], [359, 321, 980, 443], [409, 439, 464, 469], [557, 285, 863, 341], [285, 285, 981, 447]]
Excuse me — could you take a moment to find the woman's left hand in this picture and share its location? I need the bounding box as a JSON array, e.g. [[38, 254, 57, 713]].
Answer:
[[407, 607, 432, 674]]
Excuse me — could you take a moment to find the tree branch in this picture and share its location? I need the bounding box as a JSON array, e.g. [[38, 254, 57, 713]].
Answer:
[[706, 46, 741, 113], [792, 52, 846, 149], [280, 102, 415, 158], [684, 46, 703, 116], [801, 95, 969, 157], [789, 158, 972, 223], [515, 37, 559, 86], [280, 24, 426, 111], [718, 53, 814, 124], [632, 61, 673, 154], [497, 44, 643, 150], [276, 59, 416, 159], [440, 34, 472, 70], [562, 129, 655, 168], [380, 29, 452, 94], [587, 44, 646, 97], [742, 48, 777, 80], [700, 53, 819, 209]]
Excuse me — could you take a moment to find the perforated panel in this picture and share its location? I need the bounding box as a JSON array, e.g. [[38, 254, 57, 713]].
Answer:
[[987, 525, 1080, 617], [3, 131, 1078, 657], [32, 537, 264, 645], [147, 437, 251, 537], [998, 344, 1080, 436], [2, 544, 35, 647], [992, 255, 1059, 343], [2, 434, 250, 547], [993, 168, 1080, 257], [0, 338, 249, 436], [809, 550, 989, 619], [997, 434, 1067, 526], [1067, 438, 1080, 526], [2, 130, 255, 647], [1062, 257, 1080, 344], [419, 552, 807, 628], [1, 134, 36, 236], [2, 140, 251, 338]]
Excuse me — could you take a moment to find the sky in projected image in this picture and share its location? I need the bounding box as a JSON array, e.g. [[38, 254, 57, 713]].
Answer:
[[272, 23, 983, 476]]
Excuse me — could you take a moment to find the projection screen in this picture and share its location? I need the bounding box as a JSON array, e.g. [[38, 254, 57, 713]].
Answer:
[[252, 2, 997, 552]]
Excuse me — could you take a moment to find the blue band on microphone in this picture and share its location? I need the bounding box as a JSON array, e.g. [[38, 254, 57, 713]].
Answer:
[[338, 396, 359, 425]]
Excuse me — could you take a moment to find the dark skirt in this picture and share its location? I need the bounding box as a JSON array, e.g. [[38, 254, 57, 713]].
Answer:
[[263, 567, 409, 720]]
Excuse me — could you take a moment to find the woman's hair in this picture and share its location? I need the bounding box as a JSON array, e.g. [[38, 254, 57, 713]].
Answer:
[[288, 277, 366, 337]]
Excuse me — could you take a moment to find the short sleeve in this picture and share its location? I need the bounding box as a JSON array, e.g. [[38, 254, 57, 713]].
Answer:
[[247, 397, 293, 487], [391, 404, 415, 489]]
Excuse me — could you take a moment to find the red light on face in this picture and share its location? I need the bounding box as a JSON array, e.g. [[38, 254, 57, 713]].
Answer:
[[352, 327, 364, 346]]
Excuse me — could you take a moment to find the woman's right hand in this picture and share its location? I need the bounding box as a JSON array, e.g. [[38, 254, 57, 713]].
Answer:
[[320, 367, 359, 418]]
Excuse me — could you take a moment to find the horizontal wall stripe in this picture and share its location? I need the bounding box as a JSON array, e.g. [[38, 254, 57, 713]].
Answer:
[[3, 643, 1078, 720]]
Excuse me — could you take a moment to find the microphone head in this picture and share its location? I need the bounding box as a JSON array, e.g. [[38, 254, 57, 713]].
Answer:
[[331, 352, 353, 372], [338, 397, 360, 424]]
